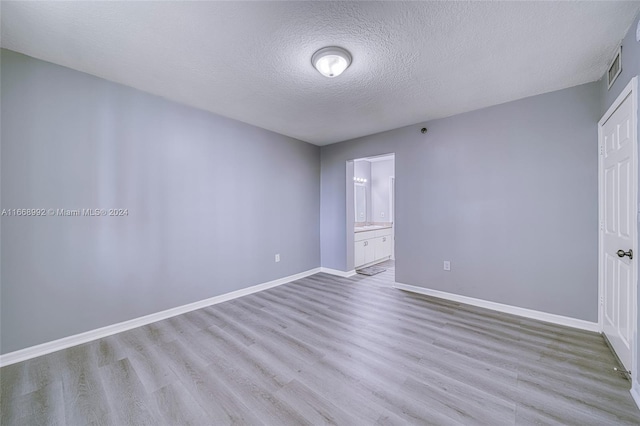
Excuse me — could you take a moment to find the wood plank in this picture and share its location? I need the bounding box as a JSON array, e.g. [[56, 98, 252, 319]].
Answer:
[[99, 358, 159, 426], [1, 260, 639, 424]]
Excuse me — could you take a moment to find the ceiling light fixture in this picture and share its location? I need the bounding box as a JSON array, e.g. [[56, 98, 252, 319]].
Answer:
[[312, 46, 352, 78]]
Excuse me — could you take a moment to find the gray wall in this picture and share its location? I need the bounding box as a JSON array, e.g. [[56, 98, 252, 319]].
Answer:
[[321, 82, 601, 321], [600, 12, 640, 391], [0, 49, 320, 354]]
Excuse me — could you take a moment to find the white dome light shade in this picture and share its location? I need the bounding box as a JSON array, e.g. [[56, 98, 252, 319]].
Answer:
[[312, 47, 352, 78]]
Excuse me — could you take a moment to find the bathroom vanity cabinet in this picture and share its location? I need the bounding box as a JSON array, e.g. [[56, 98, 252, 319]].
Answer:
[[354, 227, 392, 268]]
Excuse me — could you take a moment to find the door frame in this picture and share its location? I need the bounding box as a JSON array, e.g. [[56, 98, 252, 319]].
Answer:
[[389, 176, 395, 260], [598, 76, 638, 390]]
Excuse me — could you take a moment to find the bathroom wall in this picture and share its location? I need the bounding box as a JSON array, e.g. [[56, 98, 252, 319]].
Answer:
[[370, 159, 395, 223]]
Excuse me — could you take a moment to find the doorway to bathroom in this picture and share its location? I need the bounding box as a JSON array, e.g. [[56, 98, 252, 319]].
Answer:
[[348, 153, 395, 276]]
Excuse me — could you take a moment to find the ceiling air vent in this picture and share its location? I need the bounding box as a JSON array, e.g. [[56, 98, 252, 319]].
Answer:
[[607, 47, 622, 90]]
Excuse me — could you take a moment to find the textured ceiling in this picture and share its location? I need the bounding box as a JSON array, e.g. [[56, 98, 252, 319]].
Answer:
[[2, 1, 639, 145]]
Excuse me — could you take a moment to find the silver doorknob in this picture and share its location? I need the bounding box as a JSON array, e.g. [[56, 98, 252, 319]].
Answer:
[[617, 249, 633, 259]]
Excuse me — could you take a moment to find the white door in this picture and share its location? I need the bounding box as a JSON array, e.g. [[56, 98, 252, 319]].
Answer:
[[601, 87, 636, 372]]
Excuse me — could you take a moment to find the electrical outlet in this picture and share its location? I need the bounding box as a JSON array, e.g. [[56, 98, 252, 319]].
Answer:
[[443, 261, 450, 271], [275, 254, 280, 262]]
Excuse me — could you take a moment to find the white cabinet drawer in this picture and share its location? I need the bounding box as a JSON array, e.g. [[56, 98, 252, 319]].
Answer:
[[374, 228, 392, 238], [354, 230, 376, 241]]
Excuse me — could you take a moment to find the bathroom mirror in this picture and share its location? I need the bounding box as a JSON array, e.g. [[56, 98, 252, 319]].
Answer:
[[355, 184, 366, 222]]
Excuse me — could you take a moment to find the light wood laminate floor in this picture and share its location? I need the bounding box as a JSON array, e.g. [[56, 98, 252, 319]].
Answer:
[[2, 261, 640, 425]]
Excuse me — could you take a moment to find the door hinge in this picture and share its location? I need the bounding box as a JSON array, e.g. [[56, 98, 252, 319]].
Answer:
[[600, 220, 604, 231], [599, 145, 604, 156]]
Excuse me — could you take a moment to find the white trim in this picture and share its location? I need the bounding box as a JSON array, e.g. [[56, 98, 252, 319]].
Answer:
[[389, 175, 395, 259], [598, 76, 638, 390], [320, 267, 357, 278], [0, 267, 321, 367], [394, 282, 600, 333], [388, 176, 395, 223], [631, 384, 640, 410], [363, 154, 395, 163]]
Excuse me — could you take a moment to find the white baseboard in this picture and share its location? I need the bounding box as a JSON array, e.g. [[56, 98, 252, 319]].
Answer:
[[393, 282, 600, 333], [631, 385, 640, 410], [0, 267, 322, 367], [320, 267, 357, 278]]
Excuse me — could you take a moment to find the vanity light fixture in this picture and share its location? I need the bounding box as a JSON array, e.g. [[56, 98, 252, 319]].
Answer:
[[353, 177, 367, 183], [312, 46, 352, 78]]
